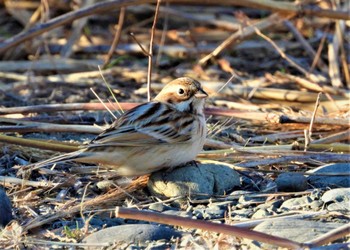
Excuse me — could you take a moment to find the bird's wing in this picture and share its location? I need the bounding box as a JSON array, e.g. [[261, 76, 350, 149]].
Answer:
[[88, 102, 195, 148]]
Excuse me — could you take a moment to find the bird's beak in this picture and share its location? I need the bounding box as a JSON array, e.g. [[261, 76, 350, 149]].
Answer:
[[195, 88, 208, 99]]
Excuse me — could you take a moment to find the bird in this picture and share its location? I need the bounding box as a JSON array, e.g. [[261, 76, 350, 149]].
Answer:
[[31, 77, 208, 176]]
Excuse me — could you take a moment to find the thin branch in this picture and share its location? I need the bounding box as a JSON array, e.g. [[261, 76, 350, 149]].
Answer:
[[198, 13, 287, 65], [253, 25, 310, 78], [129, 32, 150, 56], [147, 0, 161, 101], [283, 20, 327, 73], [0, 134, 79, 153], [304, 92, 322, 151], [90, 88, 118, 120], [217, 74, 236, 93], [103, 7, 126, 67]]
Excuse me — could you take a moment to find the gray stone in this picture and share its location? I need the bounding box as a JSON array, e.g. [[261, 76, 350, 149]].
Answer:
[[307, 163, 350, 188], [321, 188, 350, 212], [310, 189, 323, 200], [237, 195, 266, 208], [251, 208, 272, 219], [276, 173, 308, 191], [250, 219, 345, 249], [162, 210, 192, 218], [0, 188, 12, 227], [193, 206, 225, 220], [230, 208, 254, 219], [95, 180, 114, 191], [309, 243, 350, 250], [149, 203, 176, 213], [208, 201, 235, 210], [148, 162, 241, 199], [327, 202, 349, 212], [257, 199, 283, 212], [280, 196, 313, 210], [322, 188, 350, 203], [229, 190, 253, 196], [82, 224, 181, 247], [309, 200, 324, 210]]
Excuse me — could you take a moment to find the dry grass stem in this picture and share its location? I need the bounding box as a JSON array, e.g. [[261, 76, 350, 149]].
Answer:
[[103, 7, 126, 67]]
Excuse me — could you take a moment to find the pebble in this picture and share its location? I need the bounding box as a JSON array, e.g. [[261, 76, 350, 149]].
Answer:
[[251, 208, 272, 219], [162, 210, 192, 218], [0, 188, 13, 227], [230, 208, 254, 220], [309, 243, 350, 250], [148, 162, 241, 199], [256, 199, 283, 212], [193, 205, 226, 220], [307, 163, 350, 188], [237, 195, 266, 208], [321, 188, 350, 212], [208, 201, 235, 210], [309, 200, 324, 210], [250, 219, 345, 249], [82, 224, 182, 248], [149, 203, 177, 213], [310, 189, 323, 200], [95, 180, 115, 191], [280, 196, 313, 210], [275, 173, 308, 191]]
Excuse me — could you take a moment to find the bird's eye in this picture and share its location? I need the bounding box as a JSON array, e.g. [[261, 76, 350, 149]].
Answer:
[[177, 88, 185, 95]]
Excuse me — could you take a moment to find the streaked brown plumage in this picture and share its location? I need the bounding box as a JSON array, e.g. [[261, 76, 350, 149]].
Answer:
[[32, 77, 208, 176]]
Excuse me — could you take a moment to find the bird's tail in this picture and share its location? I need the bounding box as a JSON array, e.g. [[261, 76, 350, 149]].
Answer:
[[27, 150, 86, 171]]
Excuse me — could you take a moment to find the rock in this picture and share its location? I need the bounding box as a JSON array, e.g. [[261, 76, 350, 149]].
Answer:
[[230, 208, 254, 220], [276, 173, 308, 191], [0, 188, 13, 227], [82, 224, 182, 248], [310, 189, 323, 200], [321, 188, 350, 212], [251, 208, 272, 219], [256, 199, 283, 212], [309, 200, 324, 210], [193, 205, 226, 220], [307, 163, 350, 188], [207, 201, 235, 213], [149, 203, 177, 213], [148, 162, 241, 199], [280, 196, 313, 210], [229, 190, 253, 196], [162, 210, 192, 218], [309, 243, 350, 250], [95, 180, 114, 191], [237, 194, 266, 208], [249, 219, 345, 249], [322, 188, 350, 203]]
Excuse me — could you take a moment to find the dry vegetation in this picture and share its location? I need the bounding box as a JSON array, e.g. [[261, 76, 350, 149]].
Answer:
[[0, 0, 349, 249]]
